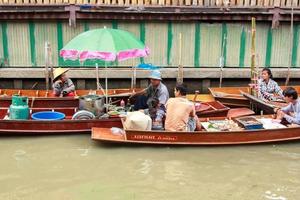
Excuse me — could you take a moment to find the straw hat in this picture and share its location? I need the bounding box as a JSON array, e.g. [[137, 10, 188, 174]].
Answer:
[[53, 68, 69, 81], [124, 111, 152, 131], [148, 70, 162, 80]]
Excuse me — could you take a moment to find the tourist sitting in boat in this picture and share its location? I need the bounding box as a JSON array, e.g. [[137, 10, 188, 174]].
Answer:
[[165, 83, 201, 131], [257, 68, 283, 101], [141, 97, 165, 130], [52, 68, 75, 97], [130, 70, 169, 111], [275, 87, 300, 125]]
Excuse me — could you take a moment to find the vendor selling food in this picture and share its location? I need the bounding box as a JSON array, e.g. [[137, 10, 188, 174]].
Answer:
[[129, 70, 169, 111], [52, 67, 75, 97]]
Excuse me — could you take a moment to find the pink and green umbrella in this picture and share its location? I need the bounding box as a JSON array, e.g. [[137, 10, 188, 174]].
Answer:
[[60, 28, 149, 62], [59, 27, 150, 104]]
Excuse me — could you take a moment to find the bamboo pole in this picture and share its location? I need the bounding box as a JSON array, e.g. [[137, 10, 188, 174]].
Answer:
[[45, 42, 49, 90], [250, 17, 257, 97], [285, 7, 294, 86], [219, 33, 226, 88], [48, 43, 54, 85], [177, 33, 183, 84]]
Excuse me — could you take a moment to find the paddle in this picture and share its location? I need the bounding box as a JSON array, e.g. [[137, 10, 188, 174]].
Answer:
[[213, 91, 244, 98]]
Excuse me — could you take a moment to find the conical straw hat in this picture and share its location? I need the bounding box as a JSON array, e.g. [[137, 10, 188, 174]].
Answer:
[[53, 68, 69, 81]]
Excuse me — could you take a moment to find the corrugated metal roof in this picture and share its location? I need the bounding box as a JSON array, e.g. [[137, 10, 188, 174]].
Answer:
[[255, 23, 269, 68], [0, 24, 3, 61], [241, 23, 252, 68], [144, 22, 168, 66], [199, 23, 222, 67], [1, 21, 298, 68], [7, 22, 31, 66], [271, 24, 291, 67], [242, 23, 268, 68], [62, 22, 85, 46], [170, 22, 195, 67], [34, 22, 58, 67], [295, 25, 300, 67], [226, 23, 243, 67], [89, 21, 112, 30]]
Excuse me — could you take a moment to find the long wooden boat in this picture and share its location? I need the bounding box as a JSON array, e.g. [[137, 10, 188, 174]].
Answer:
[[195, 101, 230, 117], [241, 92, 287, 114], [92, 116, 300, 145], [0, 88, 142, 108], [209, 86, 300, 108], [0, 107, 122, 135]]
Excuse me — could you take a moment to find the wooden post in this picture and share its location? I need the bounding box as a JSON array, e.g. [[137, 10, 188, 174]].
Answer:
[[250, 17, 257, 97], [286, 7, 293, 86], [177, 33, 184, 84], [219, 33, 226, 88], [45, 42, 49, 90]]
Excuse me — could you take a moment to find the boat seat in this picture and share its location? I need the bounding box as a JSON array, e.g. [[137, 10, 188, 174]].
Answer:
[[227, 108, 255, 118]]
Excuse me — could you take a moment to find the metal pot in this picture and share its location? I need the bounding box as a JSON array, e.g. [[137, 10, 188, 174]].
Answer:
[[79, 95, 105, 117]]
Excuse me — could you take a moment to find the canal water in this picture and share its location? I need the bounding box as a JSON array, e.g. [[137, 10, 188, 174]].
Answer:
[[0, 135, 299, 200]]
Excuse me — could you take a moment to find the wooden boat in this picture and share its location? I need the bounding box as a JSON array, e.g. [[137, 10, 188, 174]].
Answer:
[[0, 88, 141, 108], [209, 87, 250, 108], [92, 116, 300, 145], [195, 101, 230, 117], [209, 86, 300, 108], [241, 92, 287, 114], [0, 107, 122, 135], [186, 94, 214, 102]]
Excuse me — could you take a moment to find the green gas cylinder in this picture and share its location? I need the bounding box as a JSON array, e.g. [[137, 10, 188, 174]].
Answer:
[[9, 95, 29, 120]]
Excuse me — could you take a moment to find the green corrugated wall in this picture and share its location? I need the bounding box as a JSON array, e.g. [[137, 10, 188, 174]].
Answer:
[[0, 20, 298, 68]]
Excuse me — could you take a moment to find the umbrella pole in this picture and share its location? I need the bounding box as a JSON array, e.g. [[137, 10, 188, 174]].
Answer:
[[105, 62, 108, 107], [96, 63, 100, 90]]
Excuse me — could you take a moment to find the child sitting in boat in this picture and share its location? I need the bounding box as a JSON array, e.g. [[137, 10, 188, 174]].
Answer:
[[142, 98, 165, 130], [52, 68, 75, 97], [257, 68, 283, 101], [165, 83, 201, 131], [275, 87, 300, 125]]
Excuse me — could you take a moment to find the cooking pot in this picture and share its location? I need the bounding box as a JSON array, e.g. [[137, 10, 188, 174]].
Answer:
[[79, 95, 105, 116]]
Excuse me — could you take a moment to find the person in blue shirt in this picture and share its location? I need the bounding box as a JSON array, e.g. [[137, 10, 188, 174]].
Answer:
[[130, 70, 169, 111], [275, 87, 300, 125]]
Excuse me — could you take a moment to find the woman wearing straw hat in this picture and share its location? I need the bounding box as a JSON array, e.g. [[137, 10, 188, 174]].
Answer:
[[52, 68, 75, 97]]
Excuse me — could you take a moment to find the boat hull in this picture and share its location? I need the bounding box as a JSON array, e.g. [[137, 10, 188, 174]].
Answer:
[[92, 126, 300, 145], [0, 88, 141, 108], [0, 118, 122, 135], [209, 86, 300, 108]]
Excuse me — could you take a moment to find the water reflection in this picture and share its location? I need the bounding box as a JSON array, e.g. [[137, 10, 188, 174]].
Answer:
[[0, 135, 299, 199]]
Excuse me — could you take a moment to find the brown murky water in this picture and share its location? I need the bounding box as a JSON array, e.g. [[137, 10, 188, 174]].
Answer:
[[0, 135, 299, 200]]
